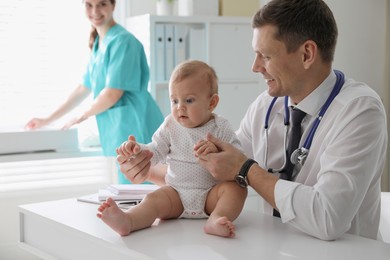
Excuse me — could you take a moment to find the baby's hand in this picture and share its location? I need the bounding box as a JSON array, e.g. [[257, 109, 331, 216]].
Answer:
[[194, 139, 218, 157], [116, 140, 142, 158]]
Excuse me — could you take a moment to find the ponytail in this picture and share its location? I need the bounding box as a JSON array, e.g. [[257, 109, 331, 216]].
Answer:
[[89, 26, 98, 50]]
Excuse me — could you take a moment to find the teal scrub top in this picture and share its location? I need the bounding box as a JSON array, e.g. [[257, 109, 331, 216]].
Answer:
[[83, 24, 163, 160]]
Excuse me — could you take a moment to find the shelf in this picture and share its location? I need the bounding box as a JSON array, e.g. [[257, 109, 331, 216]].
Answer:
[[127, 14, 263, 126]]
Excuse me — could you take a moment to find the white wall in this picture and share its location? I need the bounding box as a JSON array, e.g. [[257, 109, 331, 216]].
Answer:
[[325, 0, 390, 191], [326, 0, 388, 96]]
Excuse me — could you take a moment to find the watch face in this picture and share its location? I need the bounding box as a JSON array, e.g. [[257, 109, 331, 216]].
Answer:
[[235, 175, 248, 188]]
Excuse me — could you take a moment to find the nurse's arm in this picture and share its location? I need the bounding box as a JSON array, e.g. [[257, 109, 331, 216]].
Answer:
[[62, 87, 123, 129], [43, 85, 91, 123], [81, 87, 123, 119]]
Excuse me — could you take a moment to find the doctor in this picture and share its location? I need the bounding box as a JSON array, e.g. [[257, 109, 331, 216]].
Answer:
[[25, 0, 163, 184], [117, 0, 387, 240]]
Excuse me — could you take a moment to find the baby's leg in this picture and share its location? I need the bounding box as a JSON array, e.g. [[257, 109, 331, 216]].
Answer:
[[97, 198, 131, 236], [203, 182, 247, 238], [97, 186, 183, 236]]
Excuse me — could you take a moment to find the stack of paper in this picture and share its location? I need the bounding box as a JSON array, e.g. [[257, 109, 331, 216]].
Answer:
[[99, 184, 159, 201], [106, 184, 159, 195], [77, 184, 160, 209]]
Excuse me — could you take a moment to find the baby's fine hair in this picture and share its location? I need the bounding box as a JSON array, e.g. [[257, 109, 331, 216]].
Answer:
[[170, 60, 218, 95]]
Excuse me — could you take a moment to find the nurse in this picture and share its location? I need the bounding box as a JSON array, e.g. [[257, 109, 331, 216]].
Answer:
[[25, 0, 163, 184]]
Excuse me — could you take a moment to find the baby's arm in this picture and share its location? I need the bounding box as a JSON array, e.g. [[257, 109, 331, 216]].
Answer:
[[116, 138, 142, 158], [194, 139, 219, 156]]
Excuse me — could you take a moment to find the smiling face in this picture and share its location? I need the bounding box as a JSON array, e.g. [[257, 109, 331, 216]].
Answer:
[[251, 24, 307, 100], [84, 0, 115, 29], [169, 73, 218, 129]]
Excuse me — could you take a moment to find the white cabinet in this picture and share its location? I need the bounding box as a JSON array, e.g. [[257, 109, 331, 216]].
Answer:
[[127, 14, 265, 130]]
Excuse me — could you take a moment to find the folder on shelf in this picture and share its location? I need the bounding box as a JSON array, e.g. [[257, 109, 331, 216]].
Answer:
[[188, 25, 206, 61], [174, 24, 188, 66], [155, 23, 166, 82], [164, 24, 175, 81]]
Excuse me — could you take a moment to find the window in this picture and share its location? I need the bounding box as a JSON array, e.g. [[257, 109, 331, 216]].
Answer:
[[0, 0, 124, 192], [0, 0, 93, 133]]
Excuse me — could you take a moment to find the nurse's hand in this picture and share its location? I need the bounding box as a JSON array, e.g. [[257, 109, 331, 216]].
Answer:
[[62, 114, 88, 129], [195, 133, 247, 182], [25, 117, 49, 130], [116, 136, 153, 184]]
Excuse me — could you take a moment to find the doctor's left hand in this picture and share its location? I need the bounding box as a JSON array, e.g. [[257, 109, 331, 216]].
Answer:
[[195, 133, 247, 182]]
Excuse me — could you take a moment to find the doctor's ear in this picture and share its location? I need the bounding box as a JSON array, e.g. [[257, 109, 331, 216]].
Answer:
[[208, 94, 219, 111], [301, 40, 317, 69]]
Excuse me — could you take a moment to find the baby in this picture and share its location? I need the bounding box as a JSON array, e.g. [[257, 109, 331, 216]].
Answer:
[[97, 60, 247, 238]]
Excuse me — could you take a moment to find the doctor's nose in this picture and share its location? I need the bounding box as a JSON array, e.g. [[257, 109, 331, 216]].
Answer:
[[252, 56, 266, 74]]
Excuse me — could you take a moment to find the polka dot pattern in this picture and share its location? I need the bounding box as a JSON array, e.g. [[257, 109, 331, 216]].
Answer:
[[143, 114, 241, 218]]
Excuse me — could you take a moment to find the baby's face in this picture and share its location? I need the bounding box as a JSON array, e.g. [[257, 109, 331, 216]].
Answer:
[[169, 75, 214, 128]]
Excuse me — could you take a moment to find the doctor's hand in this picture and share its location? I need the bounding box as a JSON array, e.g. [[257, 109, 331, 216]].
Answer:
[[116, 135, 153, 184], [195, 133, 247, 182]]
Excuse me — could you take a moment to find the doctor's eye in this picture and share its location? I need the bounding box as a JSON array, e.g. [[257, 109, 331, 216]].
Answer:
[[262, 56, 271, 61], [257, 52, 270, 62]]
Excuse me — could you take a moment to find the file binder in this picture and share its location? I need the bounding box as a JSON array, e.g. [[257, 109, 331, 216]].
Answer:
[[174, 24, 188, 66], [155, 23, 166, 82], [164, 24, 175, 81]]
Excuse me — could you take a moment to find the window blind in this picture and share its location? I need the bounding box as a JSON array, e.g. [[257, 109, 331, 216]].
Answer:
[[0, 156, 115, 194]]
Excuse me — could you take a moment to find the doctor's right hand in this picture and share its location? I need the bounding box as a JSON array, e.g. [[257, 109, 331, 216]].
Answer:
[[116, 135, 153, 184]]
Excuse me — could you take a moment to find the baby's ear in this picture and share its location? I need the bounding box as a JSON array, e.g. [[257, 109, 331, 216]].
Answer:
[[209, 94, 219, 111]]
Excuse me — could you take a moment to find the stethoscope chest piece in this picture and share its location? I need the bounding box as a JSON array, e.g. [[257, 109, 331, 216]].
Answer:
[[290, 147, 308, 166]]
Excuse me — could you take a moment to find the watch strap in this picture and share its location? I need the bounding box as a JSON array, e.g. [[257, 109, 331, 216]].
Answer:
[[239, 159, 257, 184]]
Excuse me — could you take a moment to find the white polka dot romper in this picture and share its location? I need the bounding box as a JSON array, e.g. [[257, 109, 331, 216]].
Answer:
[[143, 113, 241, 218]]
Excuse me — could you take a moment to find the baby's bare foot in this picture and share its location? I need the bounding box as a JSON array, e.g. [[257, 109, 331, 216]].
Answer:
[[204, 216, 235, 238], [97, 198, 132, 236]]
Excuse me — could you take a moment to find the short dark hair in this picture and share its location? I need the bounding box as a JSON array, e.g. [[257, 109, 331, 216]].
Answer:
[[252, 0, 337, 63]]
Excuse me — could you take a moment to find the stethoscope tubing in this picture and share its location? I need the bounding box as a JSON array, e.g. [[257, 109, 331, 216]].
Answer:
[[302, 70, 345, 149], [264, 70, 345, 173]]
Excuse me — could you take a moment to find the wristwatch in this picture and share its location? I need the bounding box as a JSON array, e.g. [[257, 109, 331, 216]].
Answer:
[[235, 159, 258, 188]]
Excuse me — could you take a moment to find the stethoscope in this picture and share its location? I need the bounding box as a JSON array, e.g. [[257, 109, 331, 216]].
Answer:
[[264, 70, 345, 173]]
